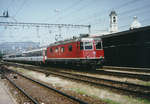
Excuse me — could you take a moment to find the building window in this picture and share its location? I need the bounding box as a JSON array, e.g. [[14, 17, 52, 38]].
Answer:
[[61, 47, 65, 52], [68, 45, 72, 51], [113, 16, 116, 23]]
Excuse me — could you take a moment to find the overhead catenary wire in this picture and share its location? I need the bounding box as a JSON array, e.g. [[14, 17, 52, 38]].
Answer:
[[118, 4, 150, 16], [44, 0, 84, 22], [73, 0, 142, 24], [80, 0, 150, 32], [13, 0, 27, 18], [55, 0, 92, 23], [53, 0, 85, 23], [7, 0, 15, 11]]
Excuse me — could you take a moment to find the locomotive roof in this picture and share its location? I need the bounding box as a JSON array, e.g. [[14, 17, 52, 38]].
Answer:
[[48, 37, 96, 47]]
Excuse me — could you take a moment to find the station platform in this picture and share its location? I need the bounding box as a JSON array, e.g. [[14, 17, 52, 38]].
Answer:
[[0, 78, 16, 104]]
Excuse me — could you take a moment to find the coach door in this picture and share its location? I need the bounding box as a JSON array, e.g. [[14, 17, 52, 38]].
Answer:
[[43, 49, 47, 63]]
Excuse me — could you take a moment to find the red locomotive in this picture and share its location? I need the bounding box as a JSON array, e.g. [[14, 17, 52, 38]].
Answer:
[[3, 35, 104, 69], [45, 35, 104, 69]]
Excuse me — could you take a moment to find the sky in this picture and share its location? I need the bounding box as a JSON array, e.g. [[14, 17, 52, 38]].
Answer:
[[0, 0, 150, 45]]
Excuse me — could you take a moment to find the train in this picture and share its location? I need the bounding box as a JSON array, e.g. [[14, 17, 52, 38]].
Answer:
[[2, 35, 104, 69]]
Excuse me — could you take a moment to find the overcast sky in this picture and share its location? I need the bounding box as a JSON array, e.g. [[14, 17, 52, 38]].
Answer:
[[0, 0, 150, 45]]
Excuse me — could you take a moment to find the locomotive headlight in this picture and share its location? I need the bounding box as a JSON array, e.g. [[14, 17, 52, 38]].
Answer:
[[93, 51, 96, 55], [100, 56, 104, 59], [86, 56, 89, 59]]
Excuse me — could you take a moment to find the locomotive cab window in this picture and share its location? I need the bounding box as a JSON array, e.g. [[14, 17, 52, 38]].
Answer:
[[80, 42, 83, 50], [84, 42, 93, 50], [68, 45, 72, 51], [95, 41, 102, 49]]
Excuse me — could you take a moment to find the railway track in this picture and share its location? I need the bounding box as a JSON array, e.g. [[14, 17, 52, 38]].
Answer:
[[3, 62, 150, 100], [0, 69, 37, 104], [0, 67, 88, 104], [32, 69, 150, 99], [2, 62, 150, 99], [103, 66, 150, 73], [92, 70, 150, 81], [4, 61, 150, 81]]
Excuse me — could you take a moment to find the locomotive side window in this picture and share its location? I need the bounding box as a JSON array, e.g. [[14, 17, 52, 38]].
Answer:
[[80, 42, 83, 50], [84, 42, 93, 50], [16, 54, 22, 57], [95, 41, 102, 49], [55, 47, 58, 53], [50, 48, 53, 53], [68, 45, 72, 51], [61, 47, 65, 52], [38, 51, 42, 56]]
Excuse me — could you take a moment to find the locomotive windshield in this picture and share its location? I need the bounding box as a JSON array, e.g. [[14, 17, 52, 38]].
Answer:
[[80, 41, 93, 50], [84, 42, 93, 50], [80, 42, 83, 50], [94, 38, 102, 49]]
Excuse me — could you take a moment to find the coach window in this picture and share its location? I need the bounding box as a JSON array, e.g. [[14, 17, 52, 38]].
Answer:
[[50, 48, 53, 53], [84, 42, 93, 50], [95, 41, 102, 49], [68, 45, 72, 52], [61, 47, 65, 52], [38, 51, 42, 56]]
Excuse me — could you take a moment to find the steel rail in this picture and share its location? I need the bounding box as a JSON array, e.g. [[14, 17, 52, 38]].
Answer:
[[44, 71, 150, 99], [54, 71, 150, 90], [5, 76, 40, 104], [103, 66, 150, 73], [2, 62, 150, 99], [5, 68, 88, 104], [20, 67, 150, 99], [96, 70, 150, 81], [4, 62, 150, 81], [0, 69, 39, 104]]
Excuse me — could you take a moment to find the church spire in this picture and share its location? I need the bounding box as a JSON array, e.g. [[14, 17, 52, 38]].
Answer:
[[109, 10, 118, 33]]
